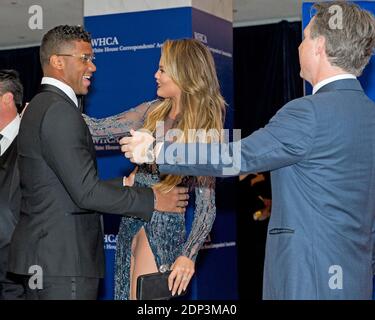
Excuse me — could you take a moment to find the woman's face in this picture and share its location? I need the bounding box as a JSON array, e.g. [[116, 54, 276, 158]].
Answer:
[[154, 59, 181, 100]]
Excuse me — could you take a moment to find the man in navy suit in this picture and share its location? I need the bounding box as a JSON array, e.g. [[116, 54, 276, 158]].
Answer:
[[121, 2, 375, 299]]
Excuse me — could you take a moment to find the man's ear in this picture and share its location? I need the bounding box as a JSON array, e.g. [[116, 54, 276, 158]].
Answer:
[[49, 55, 64, 70], [315, 35, 326, 57], [2, 92, 14, 105]]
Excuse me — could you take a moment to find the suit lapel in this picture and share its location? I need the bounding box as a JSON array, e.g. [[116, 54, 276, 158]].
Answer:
[[39, 84, 97, 162], [39, 84, 78, 110]]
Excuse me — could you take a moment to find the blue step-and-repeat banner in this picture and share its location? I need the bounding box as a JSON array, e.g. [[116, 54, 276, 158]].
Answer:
[[303, 1, 375, 299], [84, 6, 237, 300]]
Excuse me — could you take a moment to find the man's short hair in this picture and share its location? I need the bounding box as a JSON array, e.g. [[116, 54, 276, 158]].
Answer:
[[310, 1, 375, 76], [0, 69, 23, 109], [40, 25, 91, 67]]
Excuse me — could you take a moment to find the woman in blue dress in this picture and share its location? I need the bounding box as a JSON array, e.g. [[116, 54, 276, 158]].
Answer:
[[84, 38, 226, 299]]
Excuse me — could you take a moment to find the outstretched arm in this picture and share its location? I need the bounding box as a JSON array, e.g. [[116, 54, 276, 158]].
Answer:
[[120, 98, 316, 177], [158, 98, 316, 177], [41, 101, 189, 220], [83, 100, 159, 146]]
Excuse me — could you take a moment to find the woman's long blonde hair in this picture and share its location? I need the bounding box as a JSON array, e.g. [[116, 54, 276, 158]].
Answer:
[[143, 39, 226, 192]]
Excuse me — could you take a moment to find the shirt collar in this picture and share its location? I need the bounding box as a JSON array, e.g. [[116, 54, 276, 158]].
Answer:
[[41, 77, 79, 107], [312, 74, 357, 95]]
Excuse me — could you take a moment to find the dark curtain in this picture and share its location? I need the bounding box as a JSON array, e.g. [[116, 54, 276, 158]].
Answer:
[[234, 21, 303, 300], [0, 46, 42, 106]]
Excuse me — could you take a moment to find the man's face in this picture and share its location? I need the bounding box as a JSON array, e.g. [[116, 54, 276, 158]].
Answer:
[[298, 19, 319, 85], [59, 40, 96, 95]]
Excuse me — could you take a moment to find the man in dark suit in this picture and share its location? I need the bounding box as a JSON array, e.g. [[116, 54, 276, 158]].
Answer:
[[8, 25, 189, 300], [0, 69, 25, 299]]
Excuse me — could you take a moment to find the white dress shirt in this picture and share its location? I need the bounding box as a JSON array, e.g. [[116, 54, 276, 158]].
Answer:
[[312, 74, 357, 95], [41, 77, 78, 107], [0, 115, 20, 156]]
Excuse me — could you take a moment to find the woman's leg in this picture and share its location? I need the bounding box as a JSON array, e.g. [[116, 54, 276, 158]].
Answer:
[[129, 227, 158, 300], [129, 233, 136, 300]]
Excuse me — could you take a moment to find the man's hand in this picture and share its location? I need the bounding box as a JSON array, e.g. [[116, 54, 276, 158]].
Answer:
[[152, 186, 189, 213], [123, 166, 138, 187], [120, 129, 155, 164]]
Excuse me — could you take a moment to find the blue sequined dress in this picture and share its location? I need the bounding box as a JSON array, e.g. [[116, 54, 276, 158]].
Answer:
[[83, 100, 216, 300]]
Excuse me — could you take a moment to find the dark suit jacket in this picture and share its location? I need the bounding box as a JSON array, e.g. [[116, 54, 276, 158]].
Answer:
[[0, 139, 20, 278], [9, 84, 154, 278]]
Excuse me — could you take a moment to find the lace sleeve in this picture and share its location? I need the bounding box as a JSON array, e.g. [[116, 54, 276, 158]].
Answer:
[[181, 177, 216, 262], [83, 99, 159, 140]]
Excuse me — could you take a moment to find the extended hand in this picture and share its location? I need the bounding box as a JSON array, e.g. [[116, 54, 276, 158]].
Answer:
[[168, 256, 195, 296], [120, 129, 155, 164], [152, 186, 189, 213]]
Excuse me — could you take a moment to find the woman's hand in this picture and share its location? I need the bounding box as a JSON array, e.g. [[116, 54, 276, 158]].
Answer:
[[168, 256, 195, 296], [123, 166, 138, 187]]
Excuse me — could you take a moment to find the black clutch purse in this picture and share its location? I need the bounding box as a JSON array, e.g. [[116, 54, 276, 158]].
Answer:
[[136, 271, 187, 300]]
